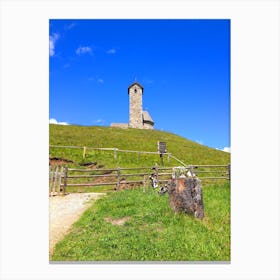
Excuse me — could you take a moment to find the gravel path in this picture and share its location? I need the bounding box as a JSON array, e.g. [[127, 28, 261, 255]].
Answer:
[[49, 192, 105, 256]]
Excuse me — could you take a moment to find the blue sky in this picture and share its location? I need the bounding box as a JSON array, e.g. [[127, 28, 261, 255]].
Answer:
[[49, 19, 230, 151]]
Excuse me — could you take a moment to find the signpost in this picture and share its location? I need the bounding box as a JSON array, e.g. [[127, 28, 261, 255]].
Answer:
[[158, 141, 167, 165]]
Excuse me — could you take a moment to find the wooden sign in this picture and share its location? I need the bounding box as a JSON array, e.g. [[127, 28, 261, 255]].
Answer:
[[158, 141, 167, 154]]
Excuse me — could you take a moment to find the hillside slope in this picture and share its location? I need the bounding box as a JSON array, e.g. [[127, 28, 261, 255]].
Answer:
[[49, 124, 230, 168]]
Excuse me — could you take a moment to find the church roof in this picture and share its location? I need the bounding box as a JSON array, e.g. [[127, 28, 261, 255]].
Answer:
[[128, 82, 144, 94], [142, 111, 154, 125]]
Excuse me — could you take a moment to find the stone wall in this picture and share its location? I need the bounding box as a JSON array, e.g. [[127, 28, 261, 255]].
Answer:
[[110, 123, 129, 129], [143, 122, 154, 129]]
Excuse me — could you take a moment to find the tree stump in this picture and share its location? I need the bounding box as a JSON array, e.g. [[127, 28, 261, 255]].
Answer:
[[161, 176, 204, 219]]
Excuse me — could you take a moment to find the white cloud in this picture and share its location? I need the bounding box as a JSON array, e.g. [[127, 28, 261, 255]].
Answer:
[[49, 118, 69, 125], [216, 147, 231, 153], [87, 77, 104, 84], [65, 22, 76, 30], [222, 147, 231, 153], [49, 33, 60, 57], [106, 48, 116, 54], [76, 46, 92, 55], [94, 119, 105, 125]]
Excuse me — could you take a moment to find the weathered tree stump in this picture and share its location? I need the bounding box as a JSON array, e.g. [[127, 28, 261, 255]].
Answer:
[[160, 176, 204, 219]]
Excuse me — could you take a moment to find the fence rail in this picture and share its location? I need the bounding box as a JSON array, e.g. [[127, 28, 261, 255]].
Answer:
[[49, 164, 230, 195], [50, 145, 172, 160]]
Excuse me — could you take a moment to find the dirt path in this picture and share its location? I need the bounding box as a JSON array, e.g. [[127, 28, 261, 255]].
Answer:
[[49, 192, 105, 256]]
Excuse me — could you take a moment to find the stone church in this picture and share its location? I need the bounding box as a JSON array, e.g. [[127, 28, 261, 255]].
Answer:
[[111, 82, 154, 129]]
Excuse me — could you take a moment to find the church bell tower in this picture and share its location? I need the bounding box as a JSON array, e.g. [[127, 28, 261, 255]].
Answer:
[[128, 82, 144, 129]]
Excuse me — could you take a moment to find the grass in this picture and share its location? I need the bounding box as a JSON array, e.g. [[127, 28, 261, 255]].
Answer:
[[49, 124, 230, 169], [50, 124, 230, 261], [51, 182, 230, 261], [49, 124, 230, 190]]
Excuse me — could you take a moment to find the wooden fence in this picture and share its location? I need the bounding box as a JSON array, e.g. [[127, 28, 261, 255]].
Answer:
[[49, 164, 230, 195], [49, 165, 65, 195], [49, 145, 172, 161]]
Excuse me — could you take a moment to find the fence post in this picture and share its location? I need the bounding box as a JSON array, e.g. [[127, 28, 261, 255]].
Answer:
[[117, 167, 121, 190], [63, 165, 68, 194], [143, 175, 146, 192], [155, 163, 159, 183], [160, 153, 164, 166], [54, 165, 59, 193], [228, 164, 231, 180], [83, 146, 87, 158], [114, 148, 117, 159], [189, 165, 193, 177], [59, 166, 63, 194], [49, 166, 55, 194]]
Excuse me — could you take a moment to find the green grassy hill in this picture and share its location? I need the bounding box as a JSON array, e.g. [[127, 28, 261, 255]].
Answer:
[[49, 124, 230, 168], [50, 124, 231, 261]]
